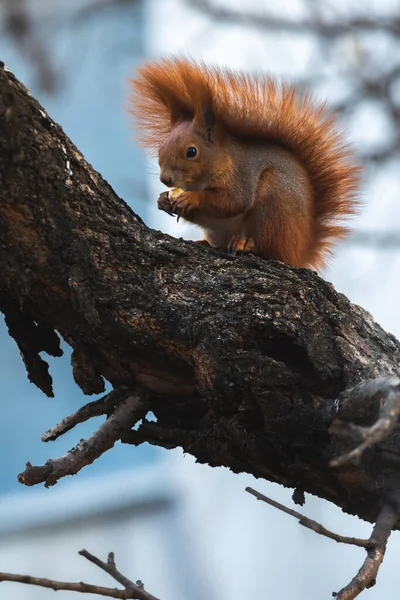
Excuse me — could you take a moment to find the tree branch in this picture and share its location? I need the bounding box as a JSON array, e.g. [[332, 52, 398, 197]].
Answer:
[[18, 389, 149, 487], [79, 550, 135, 590], [2, 62, 400, 531], [245, 487, 369, 547], [247, 486, 399, 600], [330, 377, 400, 467], [79, 550, 159, 600], [186, 0, 400, 36], [1, 0, 57, 93], [334, 502, 399, 600], [41, 387, 133, 442], [0, 549, 160, 600], [0, 572, 128, 598]]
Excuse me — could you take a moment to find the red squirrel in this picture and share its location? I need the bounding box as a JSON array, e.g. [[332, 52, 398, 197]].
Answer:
[[130, 58, 361, 270]]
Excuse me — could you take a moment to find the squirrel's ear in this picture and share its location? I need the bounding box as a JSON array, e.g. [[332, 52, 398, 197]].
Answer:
[[168, 99, 192, 127], [202, 104, 216, 130], [165, 99, 193, 128], [195, 103, 216, 142]]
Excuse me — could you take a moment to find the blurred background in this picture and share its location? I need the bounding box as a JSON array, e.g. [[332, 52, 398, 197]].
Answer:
[[0, 0, 400, 598]]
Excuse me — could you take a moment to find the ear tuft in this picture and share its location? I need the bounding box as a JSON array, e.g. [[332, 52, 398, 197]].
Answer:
[[203, 104, 215, 130], [194, 103, 216, 142], [169, 100, 192, 127]]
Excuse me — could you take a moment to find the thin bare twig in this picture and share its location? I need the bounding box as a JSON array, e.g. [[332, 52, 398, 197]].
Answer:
[[79, 550, 159, 600], [247, 487, 399, 600], [0, 572, 129, 598], [330, 377, 400, 467], [333, 502, 399, 600], [348, 231, 400, 249], [187, 0, 400, 36], [72, 0, 137, 23], [18, 391, 149, 487], [245, 487, 369, 547], [42, 387, 131, 442], [0, 549, 160, 600], [79, 550, 134, 589], [1, 0, 57, 92]]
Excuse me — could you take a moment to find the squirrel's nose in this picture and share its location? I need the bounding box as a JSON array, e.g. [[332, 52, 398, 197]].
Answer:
[[160, 174, 173, 187]]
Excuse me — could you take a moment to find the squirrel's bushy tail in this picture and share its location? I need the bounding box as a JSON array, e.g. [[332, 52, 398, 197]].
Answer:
[[129, 58, 361, 268]]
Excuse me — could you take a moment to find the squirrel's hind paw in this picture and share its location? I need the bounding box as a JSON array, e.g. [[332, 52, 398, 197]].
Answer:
[[228, 235, 258, 256]]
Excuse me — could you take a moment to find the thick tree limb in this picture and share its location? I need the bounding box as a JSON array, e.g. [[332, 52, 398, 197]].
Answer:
[[2, 62, 400, 531], [0, 549, 160, 600]]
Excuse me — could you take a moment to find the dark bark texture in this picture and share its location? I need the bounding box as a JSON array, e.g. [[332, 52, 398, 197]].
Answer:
[[1, 63, 400, 526]]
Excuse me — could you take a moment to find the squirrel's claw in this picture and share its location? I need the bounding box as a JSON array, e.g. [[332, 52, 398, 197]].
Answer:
[[170, 191, 199, 221], [228, 235, 258, 256]]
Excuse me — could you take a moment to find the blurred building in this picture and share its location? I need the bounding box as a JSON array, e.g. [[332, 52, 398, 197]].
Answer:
[[1, 1, 400, 599]]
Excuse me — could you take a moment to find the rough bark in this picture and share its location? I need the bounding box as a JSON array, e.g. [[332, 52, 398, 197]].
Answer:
[[1, 62, 400, 527]]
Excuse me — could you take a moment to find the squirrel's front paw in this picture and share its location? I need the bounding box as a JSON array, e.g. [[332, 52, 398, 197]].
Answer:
[[228, 235, 258, 256], [157, 191, 174, 216], [170, 192, 200, 221]]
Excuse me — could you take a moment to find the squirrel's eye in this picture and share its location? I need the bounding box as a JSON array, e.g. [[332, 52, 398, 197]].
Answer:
[[186, 146, 197, 159]]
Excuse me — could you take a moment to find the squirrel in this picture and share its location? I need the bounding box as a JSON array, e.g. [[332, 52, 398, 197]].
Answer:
[[129, 58, 361, 270]]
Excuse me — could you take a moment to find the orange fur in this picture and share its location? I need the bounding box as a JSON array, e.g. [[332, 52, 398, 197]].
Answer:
[[129, 57, 361, 270]]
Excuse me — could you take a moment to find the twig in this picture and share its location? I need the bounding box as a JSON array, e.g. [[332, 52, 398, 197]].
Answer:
[[79, 550, 159, 600], [42, 387, 130, 442], [18, 392, 149, 487], [79, 550, 134, 589], [0, 571, 127, 598], [2, 0, 57, 92], [247, 487, 399, 600], [330, 377, 400, 467], [0, 549, 160, 599], [72, 0, 137, 24], [333, 502, 399, 600], [348, 230, 400, 249], [245, 487, 369, 547], [187, 0, 400, 36]]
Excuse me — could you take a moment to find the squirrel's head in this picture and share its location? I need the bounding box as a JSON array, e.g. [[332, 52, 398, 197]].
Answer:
[[158, 105, 229, 191]]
